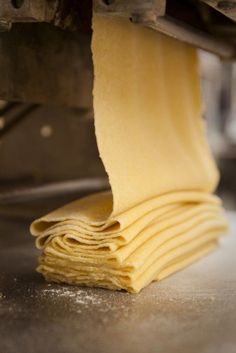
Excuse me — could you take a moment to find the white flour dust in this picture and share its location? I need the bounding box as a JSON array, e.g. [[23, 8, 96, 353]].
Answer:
[[41, 287, 102, 305], [36, 284, 132, 315]]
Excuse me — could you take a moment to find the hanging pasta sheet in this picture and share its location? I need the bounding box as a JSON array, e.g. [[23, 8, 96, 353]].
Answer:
[[30, 15, 228, 293]]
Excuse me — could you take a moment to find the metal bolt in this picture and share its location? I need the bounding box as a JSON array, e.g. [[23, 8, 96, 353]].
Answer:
[[217, 1, 236, 10]]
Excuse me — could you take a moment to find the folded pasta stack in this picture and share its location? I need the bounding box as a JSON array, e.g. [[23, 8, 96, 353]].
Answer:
[[31, 190, 227, 293], [30, 15, 228, 293]]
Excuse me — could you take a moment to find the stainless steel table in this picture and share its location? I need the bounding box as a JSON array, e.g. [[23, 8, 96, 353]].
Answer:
[[0, 213, 235, 353]]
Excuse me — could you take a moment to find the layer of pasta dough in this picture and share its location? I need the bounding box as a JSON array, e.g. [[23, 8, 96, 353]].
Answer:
[[30, 15, 228, 293]]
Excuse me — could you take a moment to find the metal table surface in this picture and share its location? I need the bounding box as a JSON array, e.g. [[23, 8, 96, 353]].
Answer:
[[0, 212, 236, 353]]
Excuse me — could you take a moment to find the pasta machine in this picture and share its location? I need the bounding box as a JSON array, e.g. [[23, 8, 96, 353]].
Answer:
[[1, 0, 236, 107], [0, 0, 236, 215]]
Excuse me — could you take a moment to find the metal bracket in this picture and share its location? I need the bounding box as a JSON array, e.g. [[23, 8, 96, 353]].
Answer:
[[94, 0, 236, 59], [201, 0, 236, 22], [0, 0, 58, 30], [94, 0, 166, 19]]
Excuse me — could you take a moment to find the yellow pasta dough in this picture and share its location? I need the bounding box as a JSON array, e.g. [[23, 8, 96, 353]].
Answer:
[[30, 15, 228, 293]]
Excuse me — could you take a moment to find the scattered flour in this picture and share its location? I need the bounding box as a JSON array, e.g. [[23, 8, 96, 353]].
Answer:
[[39, 286, 103, 308], [36, 285, 133, 315]]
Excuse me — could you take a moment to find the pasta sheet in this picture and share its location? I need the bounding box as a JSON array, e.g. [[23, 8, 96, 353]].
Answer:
[[30, 15, 228, 293]]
